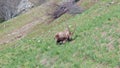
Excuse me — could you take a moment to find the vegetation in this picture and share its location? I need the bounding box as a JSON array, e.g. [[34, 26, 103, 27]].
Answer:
[[0, 18, 4, 23], [0, 0, 120, 68]]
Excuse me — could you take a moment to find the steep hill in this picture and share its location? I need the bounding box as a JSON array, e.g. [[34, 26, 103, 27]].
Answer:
[[0, 0, 120, 68]]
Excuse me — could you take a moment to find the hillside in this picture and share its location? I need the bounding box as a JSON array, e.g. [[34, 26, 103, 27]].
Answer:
[[0, 0, 120, 68]]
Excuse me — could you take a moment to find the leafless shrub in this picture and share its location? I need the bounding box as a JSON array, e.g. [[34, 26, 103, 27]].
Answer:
[[49, 0, 84, 19]]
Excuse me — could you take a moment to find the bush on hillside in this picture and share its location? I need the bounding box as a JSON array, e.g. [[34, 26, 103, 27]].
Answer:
[[50, 0, 84, 19]]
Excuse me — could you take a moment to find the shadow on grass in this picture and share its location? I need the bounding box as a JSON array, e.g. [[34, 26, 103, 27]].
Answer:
[[0, 19, 5, 23]]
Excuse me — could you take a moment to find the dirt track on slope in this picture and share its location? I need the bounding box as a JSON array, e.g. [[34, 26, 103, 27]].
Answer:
[[0, 16, 53, 45]]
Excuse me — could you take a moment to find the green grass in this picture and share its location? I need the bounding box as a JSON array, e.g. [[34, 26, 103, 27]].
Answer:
[[0, 0, 120, 68]]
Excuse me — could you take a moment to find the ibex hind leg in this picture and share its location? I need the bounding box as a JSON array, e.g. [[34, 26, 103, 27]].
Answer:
[[56, 40, 63, 45]]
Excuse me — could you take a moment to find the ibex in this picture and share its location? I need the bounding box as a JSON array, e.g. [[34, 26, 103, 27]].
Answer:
[[54, 24, 76, 45]]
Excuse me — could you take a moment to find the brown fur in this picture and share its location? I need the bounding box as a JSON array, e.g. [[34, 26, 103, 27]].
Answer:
[[55, 27, 73, 44]]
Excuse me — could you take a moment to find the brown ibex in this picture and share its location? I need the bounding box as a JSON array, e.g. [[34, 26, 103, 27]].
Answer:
[[54, 24, 76, 45]]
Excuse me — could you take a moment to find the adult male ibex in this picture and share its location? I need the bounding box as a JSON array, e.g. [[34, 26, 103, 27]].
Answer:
[[54, 24, 76, 45]]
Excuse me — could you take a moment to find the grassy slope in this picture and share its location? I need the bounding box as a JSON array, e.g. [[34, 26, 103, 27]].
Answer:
[[0, 0, 97, 38], [0, 0, 120, 68]]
